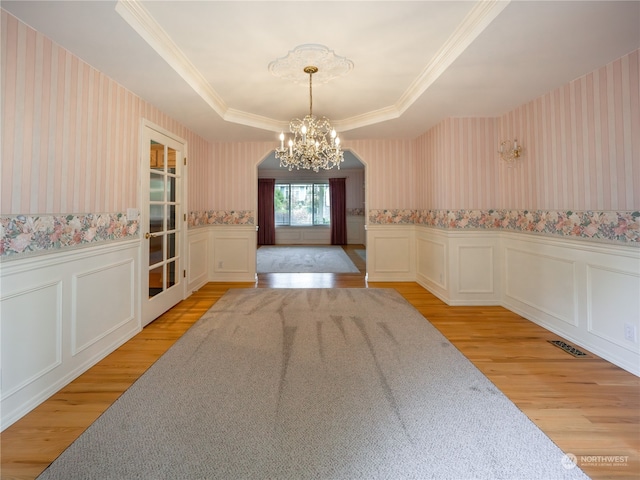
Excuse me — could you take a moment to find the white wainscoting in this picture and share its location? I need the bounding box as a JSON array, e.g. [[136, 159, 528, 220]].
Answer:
[[416, 228, 448, 301], [0, 241, 140, 430], [415, 226, 640, 376], [275, 226, 331, 245], [501, 232, 640, 376], [504, 245, 578, 326], [366, 225, 415, 281], [187, 226, 257, 284], [187, 229, 209, 293], [347, 215, 366, 245], [416, 229, 500, 305]]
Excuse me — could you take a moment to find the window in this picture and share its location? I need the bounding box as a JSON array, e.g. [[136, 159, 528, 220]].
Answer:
[[275, 183, 330, 226]]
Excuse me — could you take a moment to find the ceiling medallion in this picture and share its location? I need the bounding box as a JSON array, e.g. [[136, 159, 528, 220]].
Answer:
[[268, 44, 353, 85], [271, 45, 352, 172]]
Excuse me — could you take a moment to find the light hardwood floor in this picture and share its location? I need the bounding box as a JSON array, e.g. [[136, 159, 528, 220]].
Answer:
[[2, 246, 639, 479]]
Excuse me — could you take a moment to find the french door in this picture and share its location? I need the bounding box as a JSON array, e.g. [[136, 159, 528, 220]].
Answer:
[[141, 124, 186, 326]]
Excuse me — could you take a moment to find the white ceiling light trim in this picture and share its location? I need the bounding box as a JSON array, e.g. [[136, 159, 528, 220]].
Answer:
[[268, 44, 354, 85], [116, 0, 509, 135]]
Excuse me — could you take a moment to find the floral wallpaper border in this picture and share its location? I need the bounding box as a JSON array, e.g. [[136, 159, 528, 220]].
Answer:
[[369, 209, 640, 245], [347, 208, 365, 216], [188, 210, 255, 228], [1, 213, 139, 259], [3, 207, 635, 259]]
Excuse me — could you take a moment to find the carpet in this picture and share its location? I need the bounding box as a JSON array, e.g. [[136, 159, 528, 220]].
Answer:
[[257, 246, 360, 273], [37, 289, 588, 480]]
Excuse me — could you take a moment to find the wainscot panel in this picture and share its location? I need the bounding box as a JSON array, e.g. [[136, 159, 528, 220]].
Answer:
[[187, 230, 209, 293], [347, 215, 366, 245], [72, 259, 135, 355], [450, 233, 501, 305], [416, 228, 449, 303], [209, 226, 257, 282], [500, 232, 640, 376], [0, 240, 140, 430], [587, 265, 640, 355], [416, 228, 500, 305], [366, 225, 415, 281], [275, 226, 331, 245], [416, 227, 640, 376], [504, 246, 577, 326]]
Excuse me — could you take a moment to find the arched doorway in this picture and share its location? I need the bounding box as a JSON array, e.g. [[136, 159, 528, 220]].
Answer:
[[255, 149, 367, 274]]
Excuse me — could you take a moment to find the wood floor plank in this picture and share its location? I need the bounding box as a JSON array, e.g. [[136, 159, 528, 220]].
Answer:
[[2, 247, 638, 479]]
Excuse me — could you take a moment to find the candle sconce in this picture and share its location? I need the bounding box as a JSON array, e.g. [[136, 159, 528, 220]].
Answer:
[[498, 139, 523, 166]]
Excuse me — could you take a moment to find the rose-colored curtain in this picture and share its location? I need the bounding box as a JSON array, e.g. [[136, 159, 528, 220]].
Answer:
[[329, 177, 347, 245], [257, 178, 275, 245]]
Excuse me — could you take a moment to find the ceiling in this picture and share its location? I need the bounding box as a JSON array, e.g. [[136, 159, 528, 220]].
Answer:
[[3, 0, 639, 151]]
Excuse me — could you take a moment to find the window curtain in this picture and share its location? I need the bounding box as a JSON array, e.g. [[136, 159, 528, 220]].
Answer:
[[329, 177, 347, 245], [257, 178, 275, 245]]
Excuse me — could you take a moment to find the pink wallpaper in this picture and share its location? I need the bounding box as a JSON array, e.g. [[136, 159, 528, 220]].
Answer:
[[3, 9, 637, 242], [1, 11, 214, 216], [346, 139, 417, 210], [193, 138, 417, 212], [417, 49, 639, 212], [415, 118, 498, 210], [498, 49, 639, 211]]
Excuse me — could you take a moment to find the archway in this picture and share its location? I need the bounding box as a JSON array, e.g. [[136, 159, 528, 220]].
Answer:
[[255, 149, 367, 274]]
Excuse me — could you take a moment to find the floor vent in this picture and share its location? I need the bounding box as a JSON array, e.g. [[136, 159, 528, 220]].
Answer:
[[548, 340, 588, 357]]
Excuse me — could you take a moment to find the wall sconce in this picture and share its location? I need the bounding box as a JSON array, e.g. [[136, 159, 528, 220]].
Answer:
[[498, 139, 523, 166]]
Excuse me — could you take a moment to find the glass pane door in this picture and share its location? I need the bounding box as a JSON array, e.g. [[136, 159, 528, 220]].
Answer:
[[148, 141, 179, 298]]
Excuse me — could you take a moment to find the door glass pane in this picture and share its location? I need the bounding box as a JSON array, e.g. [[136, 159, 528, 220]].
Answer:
[[149, 265, 163, 298], [150, 173, 164, 201], [168, 205, 176, 230], [152, 143, 165, 171], [166, 261, 176, 289], [168, 176, 176, 202], [147, 136, 180, 305], [150, 204, 164, 233], [167, 233, 176, 260], [149, 235, 163, 266], [168, 147, 177, 174]]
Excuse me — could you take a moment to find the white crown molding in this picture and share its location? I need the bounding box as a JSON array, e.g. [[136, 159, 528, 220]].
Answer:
[[225, 109, 288, 133], [332, 105, 401, 132], [115, 0, 228, 117], [394, 0, 510, 117], [116, 0, 509, 135]]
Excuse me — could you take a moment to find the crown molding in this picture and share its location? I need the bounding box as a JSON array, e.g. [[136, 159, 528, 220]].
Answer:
[[116, 0, 509, 135], [394, 0, 510, 117], [225, 109, 288, 133], [115, 0, 228, 117]]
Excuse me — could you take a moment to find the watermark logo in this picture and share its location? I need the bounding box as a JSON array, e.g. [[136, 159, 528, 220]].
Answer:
[[561, 453, 578, 470], [562, 453, 629, 469]]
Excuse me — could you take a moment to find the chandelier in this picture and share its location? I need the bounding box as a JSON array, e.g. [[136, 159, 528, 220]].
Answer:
[[275, 66, 344, 172]]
